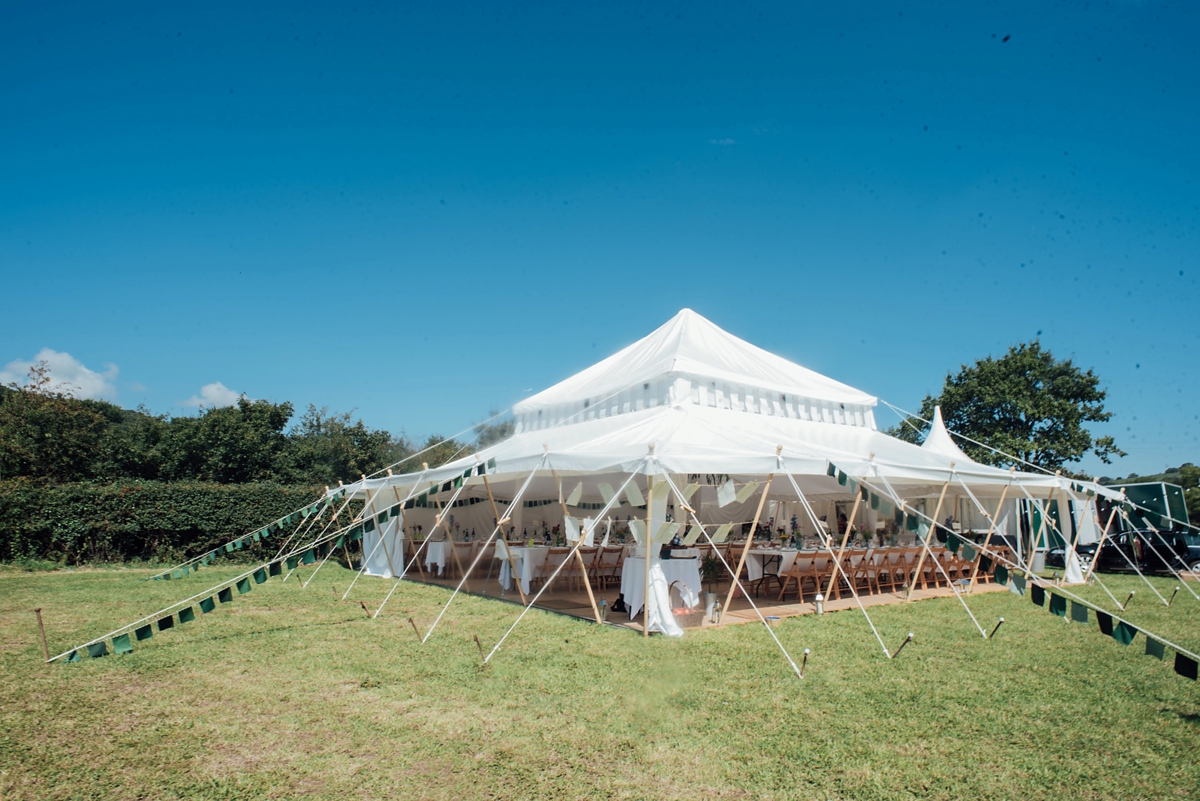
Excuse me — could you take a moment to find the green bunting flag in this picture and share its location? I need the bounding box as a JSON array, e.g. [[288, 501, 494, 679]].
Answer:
[[182, 566, 190, 576], [236, 577, 252, 594], [261, 528, 270, 539], [463, 468, 472, 479], [162, 573, 170, 582], [870, 492, 880, 511], [1174, 653, 1198, 681], [906, 514, 920, 533], [349, 526, 362, 542], [158, 615, 174, 632], [894, 508, 904, 526], [377, 512, 388, 525], [234, 538, 244, 550], [1049, 593, 1067, 617], [826, 463, 837, 477], [135, 624, 153, 641], [286, 555, 299, 571], [429, 483, 438, 495], [880, 499, 893, 517], [454, 477, 463, 489], [225, 542, 235, 553], [980, 554, 993, 574], [487, 457, 496, 471], [200, 596, 215, 614], [113, 633, 132, 655], [66, 650, 81, 662], [1070, 601, 1088, 624], [1096, 610, 1114, 636], [333, 535, 345, 550], [837, 470, 848, 486], [859, 486, 868, 502], [1011, 573, 1026, 596], [365, 519, 376, 533], [253, 531, 261, 542], [316, 543, 329, 559], [947, 533, 961, 554], [301, 549, 316, 565], [218, 587, 233, 604], [253, 568, 267, 584], [962, 544, 977, 562], [178, 606, 195, 624], [171, 569, 182, 579], [1031, 584, 1045, 606], [88, 641, 108, 658], [1113, 621, 1137, 647], [476, 463, 486, 476], [994, 565, 1009, 587], [390, 505, 401, 518], [1146, 637, 1166, 661], [269, 561, 281, 577], [441, 481, 452, 493]]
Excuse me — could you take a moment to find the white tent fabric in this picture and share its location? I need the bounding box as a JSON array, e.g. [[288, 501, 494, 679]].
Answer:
[[921, 406, 974, 463], [335, 309, 1098, 577], [361, 515, 405, 578]]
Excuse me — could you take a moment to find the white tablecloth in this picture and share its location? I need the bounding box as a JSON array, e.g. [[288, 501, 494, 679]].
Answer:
[[498, 546, 551, 595], [745, 549, 800, 581], [620, 557, 701, 620], [425, 541, 450, 575]]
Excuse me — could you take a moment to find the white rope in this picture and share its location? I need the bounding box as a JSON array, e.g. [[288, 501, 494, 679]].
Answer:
[[485, 462, 648, 664], [660, 471, 806, 677], [372, 477, 471, 620], [421, 454, 548, 642], [1117, 509, 1200, 601], [341, 468, 429, 601], [776, 462, 893, 658]]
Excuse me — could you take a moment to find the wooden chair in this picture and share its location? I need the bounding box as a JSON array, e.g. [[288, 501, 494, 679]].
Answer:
[[575, 546, 599, 591], [595, 546, 624, 590], [532, 548, 572, 592], [445, 541, 474, 580], [873, 550, 897, 594]]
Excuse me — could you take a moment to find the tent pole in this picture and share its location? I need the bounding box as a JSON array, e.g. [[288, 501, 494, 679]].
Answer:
[[644, 469, 653, 637], [969, 470, 1015, 589], [1029, 484, 1056, 578], [824, 489, 862, 600], [551, 467, 602, 623], [1083, 504, 1121, 585], [720, 471, 775, 623], [482, 468, 527, 605], [906, 469, 953, 601]]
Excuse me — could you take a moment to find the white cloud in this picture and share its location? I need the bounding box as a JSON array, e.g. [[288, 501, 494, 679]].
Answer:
[[0, 348, 119, 401], [181, 381, 241, 408], [708, 138, 736, 145]]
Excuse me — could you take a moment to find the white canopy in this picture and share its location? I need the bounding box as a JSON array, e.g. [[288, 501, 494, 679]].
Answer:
[[921, 406, 974, 464], [340, 309, 1078, 515]]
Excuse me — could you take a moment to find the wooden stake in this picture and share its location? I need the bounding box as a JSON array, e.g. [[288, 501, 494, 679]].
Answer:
[[824, 489, 862, 600], [969, 470, 1014, 589], [906, 471, 954, 601], [482, 472, 527, 605], [35, 608, 49, 662], [720, 473, 774, 623]]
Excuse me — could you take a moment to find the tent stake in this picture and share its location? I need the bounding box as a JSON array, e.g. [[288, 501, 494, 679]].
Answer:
[[891, 632, 914, 659], [34, 608, 49, 662], [989, 617, 1005, 639]]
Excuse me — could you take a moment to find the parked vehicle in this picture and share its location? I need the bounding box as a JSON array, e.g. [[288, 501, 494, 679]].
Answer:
[[1092, 529, 1200, 575], [1045, 542, 1098, 569]]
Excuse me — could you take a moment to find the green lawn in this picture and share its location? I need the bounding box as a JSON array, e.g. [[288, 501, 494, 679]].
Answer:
[[2, 564, 1198, 800]]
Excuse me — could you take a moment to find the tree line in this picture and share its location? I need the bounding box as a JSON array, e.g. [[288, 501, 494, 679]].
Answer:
[[0, 362, 512, 486]]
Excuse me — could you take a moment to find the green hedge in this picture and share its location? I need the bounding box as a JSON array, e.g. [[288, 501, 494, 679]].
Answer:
[[0, 479, 348, 565]]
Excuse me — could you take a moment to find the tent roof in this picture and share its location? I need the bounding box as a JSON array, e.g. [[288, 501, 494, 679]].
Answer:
[[921, 406, 974, 463], [513, 309, 877, 413]]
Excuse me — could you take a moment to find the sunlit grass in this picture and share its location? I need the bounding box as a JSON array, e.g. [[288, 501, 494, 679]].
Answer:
[[1, 564, 1198, 800]]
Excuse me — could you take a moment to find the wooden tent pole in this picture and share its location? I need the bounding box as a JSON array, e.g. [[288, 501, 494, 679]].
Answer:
[[969, 469, 1014, 589], [906, 469, 954, 601], [720, 473, 774, 623], [644, 471, 653, 637], [824, 489, 863, 600], [551, 468, 602, 623], [1083, 502, 1121, 585], [482, 469, 527, 605]]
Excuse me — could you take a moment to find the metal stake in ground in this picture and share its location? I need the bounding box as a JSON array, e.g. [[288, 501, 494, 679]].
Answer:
[[35, 608, 49, 662]]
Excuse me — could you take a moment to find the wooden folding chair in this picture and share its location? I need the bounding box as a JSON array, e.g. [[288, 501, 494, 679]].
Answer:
[[531, 547, 572, 592]]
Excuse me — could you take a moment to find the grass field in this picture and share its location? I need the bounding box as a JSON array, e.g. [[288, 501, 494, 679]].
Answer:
[[2, 564, 1199, 800]]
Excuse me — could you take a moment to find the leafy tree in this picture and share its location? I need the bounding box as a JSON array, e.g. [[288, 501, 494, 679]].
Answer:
[[159, 397, 293, 483], [474, 410, 515, 449], [286, 405, 400, 485], [0, 362, 118, 481], [888, 341, 1124, 470]]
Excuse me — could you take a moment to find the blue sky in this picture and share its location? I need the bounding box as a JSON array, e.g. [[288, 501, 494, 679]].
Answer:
[[2, 1, 1196, 478]]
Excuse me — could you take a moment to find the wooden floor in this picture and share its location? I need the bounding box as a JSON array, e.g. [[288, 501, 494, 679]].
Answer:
[[398, 567, 1012, 632]]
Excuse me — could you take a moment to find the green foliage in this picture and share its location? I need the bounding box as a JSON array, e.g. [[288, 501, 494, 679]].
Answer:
[[888, 341, 1123, 470], [0, 479, 324, 564], [285, 405, 406, 485], [473, 410, 515, 449]]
